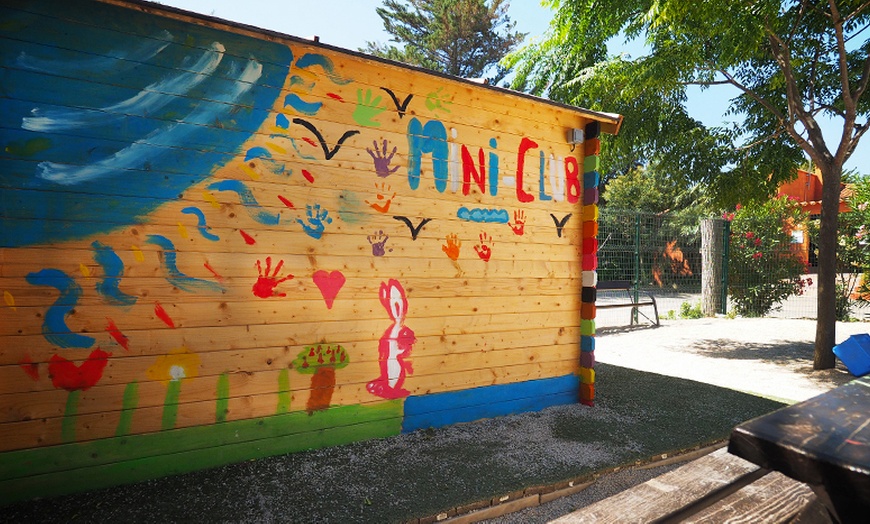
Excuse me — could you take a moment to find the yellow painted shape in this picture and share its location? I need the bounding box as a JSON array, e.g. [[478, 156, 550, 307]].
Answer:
[[292, 68, 317, 83], [202, 191, 221, 209], [177, 223, 189, 239], [147, 346, 201, 384], [582, 204, 599, 221], [3, 290, 16, 310], [131, 245, 145, 263], [241, 163, 261, 180], [265, 142, 287, 155], [79, 264, 91, 277], [580, 367, 595, 384]]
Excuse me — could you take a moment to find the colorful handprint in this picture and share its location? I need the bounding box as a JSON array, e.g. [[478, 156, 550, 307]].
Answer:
[[368, 230, 391, 257], [252, 257, 293, 298], [474, 232, 493, 262], [442, 233, 461, 261], [353, 88, 386, 127], [297, 204, 332, 239], [366, 139, 399, 178], [365, 182, 397, 213], [510, 209, 526, 235]]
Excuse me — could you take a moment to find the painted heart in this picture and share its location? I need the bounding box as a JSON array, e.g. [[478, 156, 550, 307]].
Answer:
[[313, 270, 346, 309]]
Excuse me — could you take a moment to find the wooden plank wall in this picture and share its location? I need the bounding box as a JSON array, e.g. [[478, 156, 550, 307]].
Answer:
[[0, 0, 611, 503]]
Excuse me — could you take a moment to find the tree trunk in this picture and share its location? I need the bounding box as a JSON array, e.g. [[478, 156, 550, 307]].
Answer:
[[700, 219, 724, 316], [813, 161, 842, 370], [306, 367, 336, 414]]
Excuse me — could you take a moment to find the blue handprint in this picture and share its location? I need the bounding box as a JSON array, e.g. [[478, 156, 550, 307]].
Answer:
[[297, 204, 333, 239]]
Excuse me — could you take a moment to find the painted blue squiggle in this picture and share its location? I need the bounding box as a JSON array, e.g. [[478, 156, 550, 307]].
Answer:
[[92, 241, 138, 306], [244, 147, 272, 162], [284, 93, 322, 115], [207, 180, 280, 225], [181, 207, 220, 241], [456, 207, 510, 224], [295, 53, 353, 85], [146, 235, 225, 293], [25, 268, 95, 348]]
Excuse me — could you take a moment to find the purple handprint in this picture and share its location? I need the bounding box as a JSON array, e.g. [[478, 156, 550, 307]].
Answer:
[[366, 140, 399, 178], [368, 230, 391, 257]]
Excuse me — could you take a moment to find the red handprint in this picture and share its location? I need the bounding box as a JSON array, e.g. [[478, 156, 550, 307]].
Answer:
[[474, 232, 493, 262], [510, 209, 526, 235], [252, 257, 293, 298]]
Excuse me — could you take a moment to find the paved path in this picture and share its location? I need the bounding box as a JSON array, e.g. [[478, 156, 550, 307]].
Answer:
[[596, 317, 870, 403]]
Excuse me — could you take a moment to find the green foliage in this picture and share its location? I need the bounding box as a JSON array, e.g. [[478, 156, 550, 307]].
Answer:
[[679, 301, 703, 319], [835, 176, 870, 318], [363, 0, 525, 82], [293, 344, 349, 373], [727, 197, 810, 317]]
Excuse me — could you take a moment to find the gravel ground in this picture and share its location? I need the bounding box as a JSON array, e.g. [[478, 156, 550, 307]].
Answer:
[[2, 318, 866, 523]]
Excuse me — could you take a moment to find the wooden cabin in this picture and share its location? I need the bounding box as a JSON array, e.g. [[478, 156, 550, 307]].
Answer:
[[0, 0, 620, 504]]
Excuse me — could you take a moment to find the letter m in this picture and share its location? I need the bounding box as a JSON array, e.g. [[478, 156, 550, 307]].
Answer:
[[407, 118, 448, 192]]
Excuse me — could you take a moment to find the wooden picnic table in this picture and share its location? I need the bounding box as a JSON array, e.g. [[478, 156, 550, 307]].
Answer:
[[729, 377, 870, 523]]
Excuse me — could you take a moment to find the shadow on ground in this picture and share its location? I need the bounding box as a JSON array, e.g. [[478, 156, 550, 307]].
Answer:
[[687, 339, 855, 388], [0, 364, 784, 524]]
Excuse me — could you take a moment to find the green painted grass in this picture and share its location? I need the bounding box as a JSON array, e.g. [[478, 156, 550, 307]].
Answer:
[[0, 401, 403, 506]]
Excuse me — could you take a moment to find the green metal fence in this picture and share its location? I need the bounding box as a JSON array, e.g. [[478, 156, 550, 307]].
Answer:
[[597, 210, 703, 327], [595, 211, 863, 328]]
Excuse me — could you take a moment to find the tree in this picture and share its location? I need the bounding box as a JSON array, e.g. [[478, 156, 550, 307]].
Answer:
[[293, 344, 349, 414], [507, 0, 870, 369], [363, 0, 525, 82]]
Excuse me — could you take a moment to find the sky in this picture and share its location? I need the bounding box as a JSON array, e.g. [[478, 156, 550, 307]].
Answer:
[[159, 0, 866, 173]]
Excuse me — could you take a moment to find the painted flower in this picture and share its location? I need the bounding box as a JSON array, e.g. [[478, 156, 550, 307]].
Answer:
[[147, 346, 200, 384], [48, 348, 111, 391]]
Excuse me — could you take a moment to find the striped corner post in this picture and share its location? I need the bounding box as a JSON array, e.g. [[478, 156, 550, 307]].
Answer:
[[580, 121, 600, 406]]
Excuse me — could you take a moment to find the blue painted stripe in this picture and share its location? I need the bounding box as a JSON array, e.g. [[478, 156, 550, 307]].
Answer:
[[92, 241, 138, 306], [25, 268, 96, 349], [402, 375, 579, 433]]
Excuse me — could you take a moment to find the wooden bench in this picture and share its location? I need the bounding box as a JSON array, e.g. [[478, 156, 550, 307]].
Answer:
[[550, 447, 831, 523], [595, 280, 660, 327]]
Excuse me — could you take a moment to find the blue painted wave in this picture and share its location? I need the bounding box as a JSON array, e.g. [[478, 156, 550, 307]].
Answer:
[[0, 0, 292, 246], [146, 235, 225, 293], [207, 180, 280, 225], [456, 207, 510, 223], [92, 241, 139, 306], [25, 268, 96, 348]]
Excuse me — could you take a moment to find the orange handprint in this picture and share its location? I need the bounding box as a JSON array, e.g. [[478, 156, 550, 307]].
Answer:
[[474, 232, 493, 262], [442, 233, 461, 261], [252, 257, 293, 298], [510, 209, 526, 235], [365, 182, 397, 213]]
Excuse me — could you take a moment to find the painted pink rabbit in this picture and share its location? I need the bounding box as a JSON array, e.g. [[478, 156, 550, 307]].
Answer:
[[367, 279, 415, 399]]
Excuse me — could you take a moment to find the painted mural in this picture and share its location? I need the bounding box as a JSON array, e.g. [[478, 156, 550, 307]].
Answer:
[[0, 0, 614, 504]]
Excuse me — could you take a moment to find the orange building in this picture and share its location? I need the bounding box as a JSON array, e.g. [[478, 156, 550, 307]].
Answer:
[[777, 168, 853, 268]]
